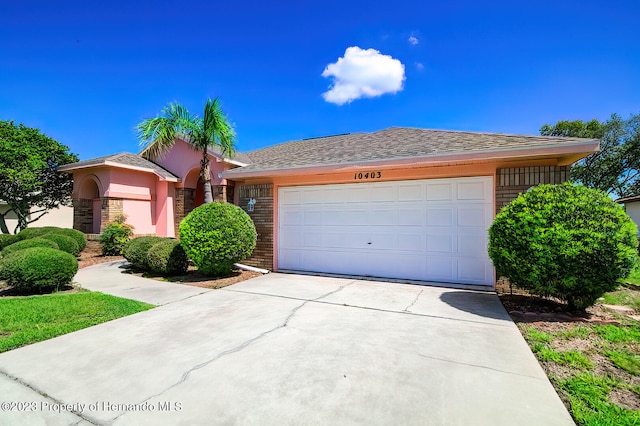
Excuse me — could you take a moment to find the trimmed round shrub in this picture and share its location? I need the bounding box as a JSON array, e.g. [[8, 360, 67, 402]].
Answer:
[[17, 226, 54, 240], [18, 227, 86, 251], [1, 237, 59, 257], [50, 228, 86, 251], [40, 233, 81, 256], [146, 239, 189, 275], [100, 216, 134, 255], [123, 236, 164, 269], [488, 182, 638, 310], [179, 202, 257, 276], [0, 234, 22, 250], [0, 247, 78, 293]]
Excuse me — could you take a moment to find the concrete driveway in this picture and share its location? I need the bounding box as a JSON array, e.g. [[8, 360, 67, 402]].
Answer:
[[0, 265, 573, 425]]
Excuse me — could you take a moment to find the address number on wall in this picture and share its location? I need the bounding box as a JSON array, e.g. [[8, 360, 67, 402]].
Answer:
[[354, 171, 382, 180]]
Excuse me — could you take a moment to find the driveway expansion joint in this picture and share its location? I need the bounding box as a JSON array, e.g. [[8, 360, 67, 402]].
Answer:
[[111, 282, 355, 422], [0, 368, 99, 425]]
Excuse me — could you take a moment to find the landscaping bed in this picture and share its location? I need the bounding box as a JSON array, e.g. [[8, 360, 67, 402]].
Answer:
[[496, 280, 640, 424]]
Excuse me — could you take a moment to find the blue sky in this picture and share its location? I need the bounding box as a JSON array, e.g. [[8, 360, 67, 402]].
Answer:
[[2, 0, 639, 161]]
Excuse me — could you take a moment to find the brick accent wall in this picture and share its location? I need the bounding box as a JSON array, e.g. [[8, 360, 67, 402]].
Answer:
[[174, 188, 196, 235], [73, 198, 93, 233], [496, 166, 570, 211], [101, 198, 123, 230], [238, 184, 274, 270]]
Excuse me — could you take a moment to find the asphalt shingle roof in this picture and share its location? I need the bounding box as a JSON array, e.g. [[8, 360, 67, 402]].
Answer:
[[58, 152, 178, 181], [224, 127, 599, 176]]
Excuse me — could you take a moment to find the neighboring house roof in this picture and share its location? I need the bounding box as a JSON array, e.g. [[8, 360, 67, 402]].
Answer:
[[223, 127, 600, 178], [616, 195, 640, 204], [58, 152, 179, 182]]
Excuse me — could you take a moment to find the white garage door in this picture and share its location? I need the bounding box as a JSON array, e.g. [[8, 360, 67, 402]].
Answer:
[[278, 177, 495, 286]]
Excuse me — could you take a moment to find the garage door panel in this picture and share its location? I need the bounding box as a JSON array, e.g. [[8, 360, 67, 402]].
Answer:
[[398, 233, 426, 251], [427, 233, 454, 252], [426, 208, 454, 226], [426, 183, 454, 201], [398, 208, 424, 226], [303, 211, 323, 226], [278, 177, 494, 286], [398, 183, 424, 201], [458, 258, 491, 283], [427, 256, 455, 280], [370, 185, 396, 202], [458, 235, 487, 255], [457, 208, 488, 228], [457, 181, 488, 200]]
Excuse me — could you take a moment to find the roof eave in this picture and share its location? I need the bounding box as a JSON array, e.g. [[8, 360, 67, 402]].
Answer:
[[58, 162, 180, 182], [223, 142, 599, 180]]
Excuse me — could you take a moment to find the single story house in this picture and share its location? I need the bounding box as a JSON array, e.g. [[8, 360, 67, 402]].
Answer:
[[60, 127, 599, 288], [616, 195, 640, 236]]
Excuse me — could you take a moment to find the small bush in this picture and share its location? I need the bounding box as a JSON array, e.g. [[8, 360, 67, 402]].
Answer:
[[146, 239, 189, 275], [49, 228, 86, 251], [123, 236, 164, 269], [0, 247, 78, 293], [0, 234, 22, 250], [1, 237, 59, 257], [17, 227, 86, 251], [489, 182, 638, 310], [179, 202, 257, 276], [17, 227, 54, 240], [40, 234, 81, 256], [100, 215, 134, 255]]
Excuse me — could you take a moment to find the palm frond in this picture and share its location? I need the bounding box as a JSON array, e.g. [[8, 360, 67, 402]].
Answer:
[[202, 97, 237, 158], [136, 102, 197, 160]]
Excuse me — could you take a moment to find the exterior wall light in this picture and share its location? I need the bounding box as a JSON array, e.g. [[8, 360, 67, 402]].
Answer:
[[247, 198, 256, 212]]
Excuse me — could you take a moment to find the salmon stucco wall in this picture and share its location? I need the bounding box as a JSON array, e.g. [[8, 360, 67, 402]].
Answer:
[[152, 138, 231, 188]]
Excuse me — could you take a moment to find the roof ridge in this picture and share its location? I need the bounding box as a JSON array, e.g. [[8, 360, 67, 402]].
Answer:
[[381, 126, 600, 142]]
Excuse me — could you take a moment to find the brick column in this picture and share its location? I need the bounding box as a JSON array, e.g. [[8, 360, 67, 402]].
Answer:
[[100, 198, 124, 231], [174, 188, 196, 236], [238, 184, 273, 270], [496, 166, 570, 212], [72, 199, 93, 233]]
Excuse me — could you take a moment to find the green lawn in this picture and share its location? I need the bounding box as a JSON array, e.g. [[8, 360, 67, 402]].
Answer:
[[520, 302, 640, 426], [0, 292, 153, 353]]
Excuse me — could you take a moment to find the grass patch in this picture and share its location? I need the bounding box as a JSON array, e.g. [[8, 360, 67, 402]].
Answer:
[[623, 265, 640, 287], [538, 348, 594, 370], [522, 326, 554, 344], [558, 373, 640, 426], [594, 324, 640, 343], [601, 288, 640, 310], [0, 292, 153, 353], [605, 351, 640, 375]]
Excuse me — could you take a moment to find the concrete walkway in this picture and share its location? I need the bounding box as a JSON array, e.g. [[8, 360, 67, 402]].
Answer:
[[0, 262, 574, 425]]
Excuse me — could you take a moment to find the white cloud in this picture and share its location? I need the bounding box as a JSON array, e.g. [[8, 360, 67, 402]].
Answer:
[[321, 46, 406, 105], [408, 36, 419, 45], [416, 62, 424, 71]]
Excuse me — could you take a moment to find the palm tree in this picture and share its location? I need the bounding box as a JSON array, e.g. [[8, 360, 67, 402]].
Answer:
[[137, 98, 236, 203]]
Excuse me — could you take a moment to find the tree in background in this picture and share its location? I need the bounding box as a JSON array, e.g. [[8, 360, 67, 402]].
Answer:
[[0, 120, 78, 234], [540, 113, 640, 197], [137, 98, 236, 203]]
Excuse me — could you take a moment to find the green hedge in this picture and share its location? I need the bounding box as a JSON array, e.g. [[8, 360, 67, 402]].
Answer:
[[0, 234, 22, 251], [179, 202, 257, 276], [146, 239, 188, 275], [489, 182, 638, 310], [17, 227, 86, 251], [1, 237, 59, 257], [0, 247, 78, 293], [123, 236, 164, 269], [40, 234, 81, 256]]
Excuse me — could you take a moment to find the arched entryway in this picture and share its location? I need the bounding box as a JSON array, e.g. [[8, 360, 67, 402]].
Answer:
[[75, 176, 102, 234]]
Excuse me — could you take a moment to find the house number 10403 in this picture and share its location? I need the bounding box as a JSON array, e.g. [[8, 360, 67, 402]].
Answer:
[[354, 171, 382, 180]]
